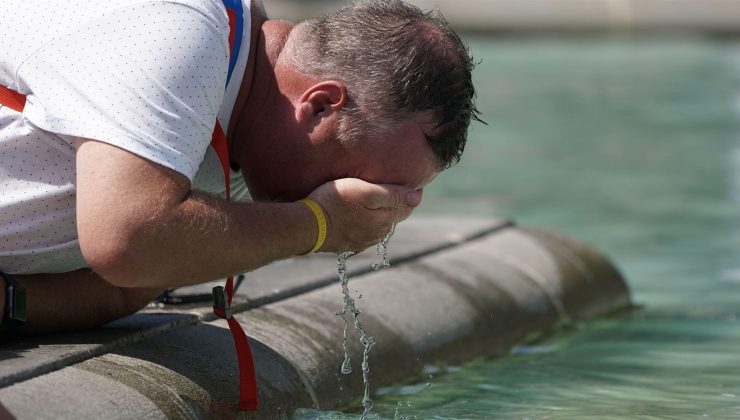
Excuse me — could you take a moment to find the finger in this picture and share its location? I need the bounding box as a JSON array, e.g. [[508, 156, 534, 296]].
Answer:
[[395, 206, 415, 223]]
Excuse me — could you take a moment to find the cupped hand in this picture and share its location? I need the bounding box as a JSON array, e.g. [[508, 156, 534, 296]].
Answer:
[[307, 178, 422, 253]]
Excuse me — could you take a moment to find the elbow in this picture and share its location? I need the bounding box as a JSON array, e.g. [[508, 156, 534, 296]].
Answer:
[[79, 229, 154, 288]]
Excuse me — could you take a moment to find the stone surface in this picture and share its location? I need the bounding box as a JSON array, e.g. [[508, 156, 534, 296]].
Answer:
[[164, 216, 510, 310], [0, 217, 630, 418], [0, 217, 504, 391], [0, 313, 198, 388], [239, 228, 629, 412]]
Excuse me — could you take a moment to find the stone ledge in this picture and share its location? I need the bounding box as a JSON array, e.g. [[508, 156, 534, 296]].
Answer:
[[0, 217, 630, 418]]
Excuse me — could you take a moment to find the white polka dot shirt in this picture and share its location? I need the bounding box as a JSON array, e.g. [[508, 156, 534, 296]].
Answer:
[[0, 0, 251, 273]]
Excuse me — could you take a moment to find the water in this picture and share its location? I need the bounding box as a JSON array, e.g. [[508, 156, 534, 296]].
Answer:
[[336, 251, 376, 419], [295, 35, 740, 418], [334, 226, 396, 419], [371, 223, 395, 271]]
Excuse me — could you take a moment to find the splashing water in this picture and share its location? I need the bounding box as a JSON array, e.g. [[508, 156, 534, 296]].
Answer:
[[336, 251, 358, 375], [336, 251, 375, 418], [394, 401, 413, 420], [335, 224, 396, 419]]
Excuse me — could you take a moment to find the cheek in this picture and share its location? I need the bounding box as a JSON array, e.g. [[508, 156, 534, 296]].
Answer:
[[401, 154, 440, 188]]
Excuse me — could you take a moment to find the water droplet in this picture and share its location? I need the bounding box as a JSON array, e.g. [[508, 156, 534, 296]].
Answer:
[[341, 357, 352, 375]]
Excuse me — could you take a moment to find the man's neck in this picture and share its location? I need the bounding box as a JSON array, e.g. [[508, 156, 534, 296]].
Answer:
[[228, 13, 294, 169]]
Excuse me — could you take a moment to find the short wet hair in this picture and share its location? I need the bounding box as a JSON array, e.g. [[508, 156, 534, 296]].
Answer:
[[286, 0, 482, 168]]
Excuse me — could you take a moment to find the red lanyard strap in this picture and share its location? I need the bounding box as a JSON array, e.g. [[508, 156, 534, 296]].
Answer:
[[212, 285, 259, 410], [0, 84, 26, 113], [210, 121, 259, 412], [208, 0, 259, 411]]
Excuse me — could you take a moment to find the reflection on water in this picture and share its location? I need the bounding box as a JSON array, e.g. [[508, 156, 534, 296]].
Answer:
[[368, 314, 740, 419], [296, 35, 740, 419]]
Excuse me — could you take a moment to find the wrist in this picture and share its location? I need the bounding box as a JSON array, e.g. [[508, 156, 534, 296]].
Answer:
[[297, 199, 328, 255]]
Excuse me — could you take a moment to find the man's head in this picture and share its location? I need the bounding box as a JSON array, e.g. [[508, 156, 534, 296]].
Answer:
[[286, 0, 480, 169], [238, 0, 480, 201]]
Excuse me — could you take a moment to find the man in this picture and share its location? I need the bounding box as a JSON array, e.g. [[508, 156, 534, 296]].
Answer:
[[0, 0, 479, 334]]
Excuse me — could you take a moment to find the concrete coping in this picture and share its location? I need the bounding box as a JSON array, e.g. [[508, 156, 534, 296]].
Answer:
[[0, 216, 630, 418]]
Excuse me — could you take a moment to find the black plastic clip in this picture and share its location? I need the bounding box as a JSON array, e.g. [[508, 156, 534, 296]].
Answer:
[[212, 286, 233, 319]]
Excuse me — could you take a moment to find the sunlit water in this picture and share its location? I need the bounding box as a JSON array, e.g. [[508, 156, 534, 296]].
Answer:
[[295, 35, 740, 419]]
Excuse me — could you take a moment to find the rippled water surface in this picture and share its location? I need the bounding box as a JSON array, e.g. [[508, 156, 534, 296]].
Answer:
[[295, 35, 740, 419]]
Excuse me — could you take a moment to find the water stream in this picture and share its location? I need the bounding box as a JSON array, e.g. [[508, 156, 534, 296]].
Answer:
[[335, 225, 396, 419]]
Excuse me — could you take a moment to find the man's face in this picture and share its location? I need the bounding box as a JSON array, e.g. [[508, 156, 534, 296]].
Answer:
[[341, 119, 441, 192], [239, 97, 440, 202]]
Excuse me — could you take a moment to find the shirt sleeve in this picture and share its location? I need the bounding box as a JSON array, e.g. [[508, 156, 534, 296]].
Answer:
[[18, 0, 231, 181]]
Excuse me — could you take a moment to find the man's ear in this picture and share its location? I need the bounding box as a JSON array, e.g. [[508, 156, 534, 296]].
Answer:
[[295, 81, 347, 124]]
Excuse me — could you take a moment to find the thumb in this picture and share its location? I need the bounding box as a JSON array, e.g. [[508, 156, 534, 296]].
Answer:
[[362, 184, 422, 209]]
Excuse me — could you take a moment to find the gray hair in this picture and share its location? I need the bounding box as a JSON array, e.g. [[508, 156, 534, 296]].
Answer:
[[284, 0, 481, 168]]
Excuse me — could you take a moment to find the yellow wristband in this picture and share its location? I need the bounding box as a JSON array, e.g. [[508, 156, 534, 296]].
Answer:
[[299, 198, 327, 254]]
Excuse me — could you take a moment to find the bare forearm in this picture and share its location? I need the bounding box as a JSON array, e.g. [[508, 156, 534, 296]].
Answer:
[[83, 192, 316, 288], [76, 139, 420, 289], [3, 270, 161, 335]]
